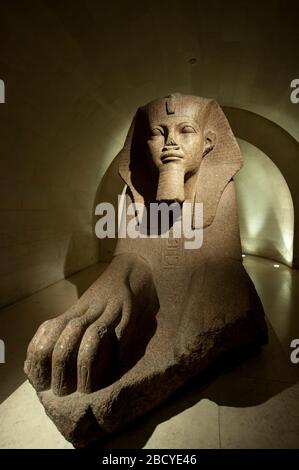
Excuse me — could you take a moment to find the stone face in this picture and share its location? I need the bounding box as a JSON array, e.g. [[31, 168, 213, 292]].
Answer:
[[25, 93, 268, 447]]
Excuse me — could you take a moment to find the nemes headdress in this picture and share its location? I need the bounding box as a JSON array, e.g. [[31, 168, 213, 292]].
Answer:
[[118, 93, 242, 228]]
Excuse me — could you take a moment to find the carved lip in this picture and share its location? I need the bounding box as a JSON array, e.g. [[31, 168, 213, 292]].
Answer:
[[161, 151, 184, 163]]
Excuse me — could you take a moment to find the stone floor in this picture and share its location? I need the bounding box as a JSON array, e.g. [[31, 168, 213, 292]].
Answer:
[[0, 256, 299, 449]]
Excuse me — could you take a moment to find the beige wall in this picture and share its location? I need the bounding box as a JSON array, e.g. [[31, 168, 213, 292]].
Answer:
[[0, 0, 298, 307]]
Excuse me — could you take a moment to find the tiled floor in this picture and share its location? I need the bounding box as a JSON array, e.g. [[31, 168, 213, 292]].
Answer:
[[0, 256, 299, 449]]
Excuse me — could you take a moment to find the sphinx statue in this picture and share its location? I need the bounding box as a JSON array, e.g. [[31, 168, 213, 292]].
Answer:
[[24, 93, 268, 447]]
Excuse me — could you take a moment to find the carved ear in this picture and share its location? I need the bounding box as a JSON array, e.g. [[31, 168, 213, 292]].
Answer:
[[203, 130, 216, 157], [193, 100, 243, 229]]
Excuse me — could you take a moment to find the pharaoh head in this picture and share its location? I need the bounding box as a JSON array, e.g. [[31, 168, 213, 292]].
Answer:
[[145, 93, 216, 203], [118, 93, 243, 228]]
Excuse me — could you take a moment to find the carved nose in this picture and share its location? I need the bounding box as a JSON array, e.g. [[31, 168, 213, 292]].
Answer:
[[164, 136, 179, 148], [167, 137, 176, 145]]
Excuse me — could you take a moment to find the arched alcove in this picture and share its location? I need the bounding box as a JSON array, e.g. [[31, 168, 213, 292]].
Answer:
[[223, 107, 299, 268], [235, 139, 294, 266]]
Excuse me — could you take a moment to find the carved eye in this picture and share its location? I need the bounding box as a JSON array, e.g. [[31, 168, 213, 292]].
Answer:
[[151, 127, 164, 136], [181, 125, 196, 133]]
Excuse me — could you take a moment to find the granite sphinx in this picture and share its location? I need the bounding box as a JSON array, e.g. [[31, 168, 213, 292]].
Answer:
[[25, 93, 268, 447]]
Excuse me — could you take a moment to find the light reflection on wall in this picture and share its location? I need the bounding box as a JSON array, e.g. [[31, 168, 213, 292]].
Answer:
[[235, 139, 294, 266]]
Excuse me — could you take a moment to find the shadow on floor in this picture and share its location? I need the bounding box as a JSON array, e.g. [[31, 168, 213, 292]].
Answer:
[[86, 322, 299, 449]]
